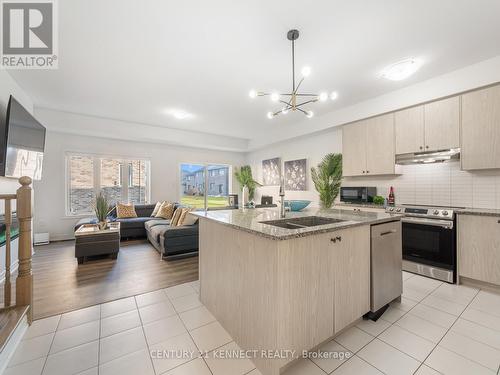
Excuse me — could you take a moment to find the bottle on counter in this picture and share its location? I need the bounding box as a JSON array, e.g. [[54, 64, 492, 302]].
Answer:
[[388, 186, 395, 205]]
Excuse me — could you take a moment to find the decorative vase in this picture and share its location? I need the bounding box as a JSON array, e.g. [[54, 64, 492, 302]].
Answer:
[[241, 185, 249, 208]]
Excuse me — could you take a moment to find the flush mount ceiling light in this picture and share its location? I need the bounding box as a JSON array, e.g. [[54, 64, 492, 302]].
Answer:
[[249, 29, 338, 119], [165, 109, 194, 120], [380, 58, 423, 81]]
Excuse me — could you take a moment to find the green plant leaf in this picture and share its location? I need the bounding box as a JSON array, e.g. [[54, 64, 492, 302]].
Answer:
[[234, 165, 261, 200], [310, 153, 342, 208]]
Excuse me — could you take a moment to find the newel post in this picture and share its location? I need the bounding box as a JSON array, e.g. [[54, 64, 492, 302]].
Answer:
[[15, 176, 33, 324]]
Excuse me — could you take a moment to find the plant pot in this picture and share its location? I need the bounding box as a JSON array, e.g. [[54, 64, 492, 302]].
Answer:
[[98, 221, 107, 230]]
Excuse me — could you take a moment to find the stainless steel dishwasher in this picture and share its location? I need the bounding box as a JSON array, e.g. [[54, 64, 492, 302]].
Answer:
[[366, 220, 402, 320]]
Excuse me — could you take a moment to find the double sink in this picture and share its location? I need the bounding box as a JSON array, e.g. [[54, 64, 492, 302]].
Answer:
[[260, 216, 346, 230]]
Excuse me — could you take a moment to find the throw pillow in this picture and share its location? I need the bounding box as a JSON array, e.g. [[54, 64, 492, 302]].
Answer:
[[155, 202, 174, 219], [116, 203, 137, 219], [170, 207, 183, 226], [151, 201, 163, 217], [180, 210, 198, 226]]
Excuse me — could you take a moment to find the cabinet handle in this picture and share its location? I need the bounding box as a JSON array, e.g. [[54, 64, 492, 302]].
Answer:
[[498, 220, 500, 224], [426, 145, 429, 149], [366, 170, 370, 173], [362, 171, 365, 174], [420, 146, 423, 150], [380, 230, 396, 236], [331, 236, 342, 243], [331, 238, 337, 243], [337, 236, 342, 242]]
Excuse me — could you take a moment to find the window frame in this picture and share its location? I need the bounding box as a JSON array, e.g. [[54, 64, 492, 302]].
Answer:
[[179, 162, 232, 210], [65, 152, 151, 217]]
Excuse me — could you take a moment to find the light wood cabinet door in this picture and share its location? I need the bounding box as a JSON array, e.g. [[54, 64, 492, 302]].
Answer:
[[424, 96, 460, 151], [395, 105, 425, 154], [461, 85, 500, 170], [365, 114, 395, 175], [332, 225, 370, 333], [458, 215, 500, 286], [342, 120, 367, 177]]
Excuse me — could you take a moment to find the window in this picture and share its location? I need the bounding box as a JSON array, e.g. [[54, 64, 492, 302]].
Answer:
[[68, 155, 94, 215], [67, 154, 150, 215], [180, 163, 231, 210]]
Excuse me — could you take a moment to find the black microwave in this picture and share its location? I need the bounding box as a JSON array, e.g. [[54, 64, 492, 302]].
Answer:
[[340, 187, 377, 203]]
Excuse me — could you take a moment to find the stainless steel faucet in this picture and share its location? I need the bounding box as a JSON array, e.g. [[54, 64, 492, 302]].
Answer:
[[279, 175, 286, 218]]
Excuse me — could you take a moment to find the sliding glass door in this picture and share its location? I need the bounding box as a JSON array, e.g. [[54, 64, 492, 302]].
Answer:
[[180, 163, 231, 210]]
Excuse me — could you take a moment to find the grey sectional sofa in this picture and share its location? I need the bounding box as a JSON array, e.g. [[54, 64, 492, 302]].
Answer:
[[75, 203, 199, 260]]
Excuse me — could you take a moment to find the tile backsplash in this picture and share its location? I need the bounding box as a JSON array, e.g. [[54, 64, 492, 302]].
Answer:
[[343, 162, 500, 209]]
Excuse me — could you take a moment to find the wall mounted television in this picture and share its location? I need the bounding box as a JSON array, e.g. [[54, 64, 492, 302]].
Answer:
[[0, 96, 46, 180]]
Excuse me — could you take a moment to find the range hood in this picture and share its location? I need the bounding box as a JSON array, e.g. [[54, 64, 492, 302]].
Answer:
[[395, 148, 460, 165]]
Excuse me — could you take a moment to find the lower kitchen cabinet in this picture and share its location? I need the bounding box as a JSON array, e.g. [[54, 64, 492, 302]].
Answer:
[[458, 214, 500, 286]]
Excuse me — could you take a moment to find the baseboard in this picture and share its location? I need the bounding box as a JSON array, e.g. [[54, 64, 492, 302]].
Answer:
[[459, 276, 500, 295]]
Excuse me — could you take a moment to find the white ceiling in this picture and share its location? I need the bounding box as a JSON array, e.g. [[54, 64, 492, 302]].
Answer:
[[9, 0, 500, 148]]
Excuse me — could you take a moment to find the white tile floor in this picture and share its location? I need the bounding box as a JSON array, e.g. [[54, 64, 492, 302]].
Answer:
[[5, 273, 500, 375]]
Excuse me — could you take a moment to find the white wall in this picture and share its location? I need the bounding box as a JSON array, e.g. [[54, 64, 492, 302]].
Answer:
[[0, 70, 34, 280], [34, 130, 245, 240]]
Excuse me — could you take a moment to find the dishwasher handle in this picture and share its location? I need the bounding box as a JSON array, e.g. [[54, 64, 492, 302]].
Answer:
[[379, 229, 397, 236]]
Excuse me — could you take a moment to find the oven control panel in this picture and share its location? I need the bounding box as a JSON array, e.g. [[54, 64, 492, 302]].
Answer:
[[386, 206, 454, 219]]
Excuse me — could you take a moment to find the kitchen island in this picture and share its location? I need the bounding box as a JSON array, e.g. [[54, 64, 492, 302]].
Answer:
[[192, 208, 401, 375]]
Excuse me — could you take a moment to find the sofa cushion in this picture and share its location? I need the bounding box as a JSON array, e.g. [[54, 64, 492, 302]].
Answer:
[[155, 202, 175, 219], [116, 203, 138, 218], [149, 224, 168, 243], [115, 216, 151, 229], [135, 204, 157, 217], [162, 224, 198, 238], [144, 219, 170, 231], [151, 202, 163, 217]]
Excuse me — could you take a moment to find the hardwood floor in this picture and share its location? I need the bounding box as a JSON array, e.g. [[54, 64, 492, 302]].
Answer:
[[1, 239, 199, 319]]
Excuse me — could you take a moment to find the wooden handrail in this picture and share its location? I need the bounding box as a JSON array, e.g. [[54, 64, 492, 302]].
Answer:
[[1, 176, 33, 324]]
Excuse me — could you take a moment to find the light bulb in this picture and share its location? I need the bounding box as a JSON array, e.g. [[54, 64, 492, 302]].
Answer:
[[319, 92, 328, 102], [282, 107, 289, 114], [249, 90, 257, 98], [267, 112, 274, 119], [301, 66, 311, 77], [270, 92, 280, 102], [330, 91, 338, 101], [306, 110, 314, 118]]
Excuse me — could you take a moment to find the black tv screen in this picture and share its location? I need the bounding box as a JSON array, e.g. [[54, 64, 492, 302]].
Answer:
[[0, 96, 46, 180]]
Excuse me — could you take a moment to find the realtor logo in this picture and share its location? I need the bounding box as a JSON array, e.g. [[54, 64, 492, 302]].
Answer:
[[1, 0, 58, 69]]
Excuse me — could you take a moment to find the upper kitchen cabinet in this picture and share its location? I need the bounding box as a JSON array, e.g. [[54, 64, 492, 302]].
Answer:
[[395, 105, 425, 154], [461, 85, 500, 170], [424, 96, 460, 151], [395, 97, 460, 154], [342, 120, 367, 177], [342, 114, 396, 176]]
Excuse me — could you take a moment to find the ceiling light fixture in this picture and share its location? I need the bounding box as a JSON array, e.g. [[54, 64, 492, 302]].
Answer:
[[166, 109, 194, 120], [380, 58, 423, 81], [249, 29, 338, 119]]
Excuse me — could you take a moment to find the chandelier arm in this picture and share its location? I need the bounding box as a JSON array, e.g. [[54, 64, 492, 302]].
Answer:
[[296, 107, 309, 116], [279, 100, 292, 109], [293, 77, 305, 95], [294, 93, 320, 97], [295, 99, 319, 108]]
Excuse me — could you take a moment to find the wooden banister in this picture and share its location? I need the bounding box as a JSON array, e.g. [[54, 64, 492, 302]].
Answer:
[[14, 176, 33, 323], [4, 198, 12, 307]]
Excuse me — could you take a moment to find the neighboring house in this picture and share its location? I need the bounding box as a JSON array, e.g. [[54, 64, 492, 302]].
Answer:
[[181, 165, 228, 196]]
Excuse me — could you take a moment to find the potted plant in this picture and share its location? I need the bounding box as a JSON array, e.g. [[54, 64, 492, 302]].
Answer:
[[311, 153, 342, 209], [234, 166, 262, 206], [92, 192, 113, 230]]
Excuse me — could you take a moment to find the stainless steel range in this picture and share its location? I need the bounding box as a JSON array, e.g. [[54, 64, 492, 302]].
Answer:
[[386, 205, 457, 283]]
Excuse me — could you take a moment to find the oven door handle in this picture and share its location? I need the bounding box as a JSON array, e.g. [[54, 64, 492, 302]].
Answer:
[[401, 217, 454, 229]]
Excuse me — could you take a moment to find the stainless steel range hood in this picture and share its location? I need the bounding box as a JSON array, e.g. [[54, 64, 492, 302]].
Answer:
[[395, 148, 460, 165]]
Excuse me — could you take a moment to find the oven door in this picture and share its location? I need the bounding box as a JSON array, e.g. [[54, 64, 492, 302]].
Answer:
[[401, 218, 456, 270]]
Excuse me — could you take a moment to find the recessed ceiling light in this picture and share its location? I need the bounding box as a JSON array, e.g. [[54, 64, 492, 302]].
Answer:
[[380, 58, 423, 81], [165, 109, 194, 120]]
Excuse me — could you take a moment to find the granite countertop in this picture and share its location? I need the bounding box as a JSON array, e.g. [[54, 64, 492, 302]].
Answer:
[[456, 208, 500, 217], [192, 207, 401, 240], [335, 202, 386, 209]]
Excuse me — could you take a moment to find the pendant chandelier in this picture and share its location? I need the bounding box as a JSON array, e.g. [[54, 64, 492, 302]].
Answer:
[[249, 29, 338, 119]]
